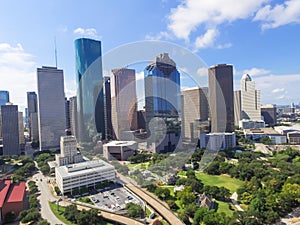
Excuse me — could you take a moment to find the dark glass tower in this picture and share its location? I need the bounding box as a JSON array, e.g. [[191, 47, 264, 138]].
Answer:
[[208, 64, 234, 133], [75, 38, 105, 143], [144, 53, 181, 153]]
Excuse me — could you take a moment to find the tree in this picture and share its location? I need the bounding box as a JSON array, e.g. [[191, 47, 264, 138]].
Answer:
[[155, 187, 170, 200], [38, 219, 51, 225], [126, 203, 143, 218], [166, 200, 179, 211], [177, 186, 196, 207], [205, 161, 220, 175], [64, 204, 78, 223], [4, 211, 16, 223], [76, 209, 90, 225], [21, 210, 40, 224]]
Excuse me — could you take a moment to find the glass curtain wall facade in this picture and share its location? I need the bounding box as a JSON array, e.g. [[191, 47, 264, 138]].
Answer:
[[144, 53, 181, 153], [0, 91, 9, 106], [75, 38, 105, 143]]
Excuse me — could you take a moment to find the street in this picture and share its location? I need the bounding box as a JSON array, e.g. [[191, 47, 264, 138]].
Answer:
[[32, 171, 65, 225]]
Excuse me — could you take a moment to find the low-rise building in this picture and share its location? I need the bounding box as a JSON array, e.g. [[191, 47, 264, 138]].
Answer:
[[103, 141, 137, 161], [0, 180, 26, 223], [196, 193, 214, 209], [55, 159, 115, 195], [200, 132, 236, 150], [287, 132, 300, 144], [239, 119, 265, 129]]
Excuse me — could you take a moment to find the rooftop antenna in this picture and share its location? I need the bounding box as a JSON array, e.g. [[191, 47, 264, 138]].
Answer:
[[54, 37, 58, 68]]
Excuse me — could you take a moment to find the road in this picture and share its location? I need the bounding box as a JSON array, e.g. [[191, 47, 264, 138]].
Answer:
[[230, 192, 244, 211], [117, 172, 185, 225], [33, 171, 144, 225], [32, 172, 66, 225]]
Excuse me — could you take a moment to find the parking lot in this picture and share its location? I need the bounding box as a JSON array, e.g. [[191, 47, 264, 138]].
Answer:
[[90, 183, 143, 212]]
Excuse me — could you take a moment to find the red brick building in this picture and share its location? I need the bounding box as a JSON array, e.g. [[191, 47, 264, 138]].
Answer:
[[0, 180, 26, 223]]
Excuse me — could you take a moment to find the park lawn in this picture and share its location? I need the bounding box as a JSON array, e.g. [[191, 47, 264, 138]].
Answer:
[[196, 172, 244, 193], [49, 202, 115, 225], [160, 185, 175, 197], [49, 201, 75, 225], [128, 162, 150, 170], [215, 200, 234, 217]]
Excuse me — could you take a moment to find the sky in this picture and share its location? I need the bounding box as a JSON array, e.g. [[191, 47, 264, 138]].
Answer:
[[1, 0, 300, 112]]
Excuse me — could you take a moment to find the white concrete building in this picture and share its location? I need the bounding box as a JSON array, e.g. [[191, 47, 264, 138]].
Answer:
[[55, 136, 83, 166], [241, 74, 261, 121], [200, 132, 236, 150], [103, 141, 137, 161], [55, 159, 115, 195]]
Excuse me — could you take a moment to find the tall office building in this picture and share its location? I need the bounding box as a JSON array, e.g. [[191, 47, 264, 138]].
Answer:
[[37, 66, 66, 150], [75, 38, 105, 142], [241, 74, 261, 121], [0, 91, 9, 106], [111, 68, 137, 140], [1, 104, 20, 155], [208, 64, 234, 133], [104, 77, 113, 140], [69, 96, 78, 138], [181, 87, 209, 141], [144, 53, 181, 153], [18, 112, 25, 150], [234, 90, 241, 127], [27, 92, 38, 140], [261, 104, 277, 127], [65, 98, 71, 130]]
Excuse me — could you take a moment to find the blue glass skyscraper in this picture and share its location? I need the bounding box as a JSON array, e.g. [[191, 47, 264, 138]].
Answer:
[[75, 38, 105, 143], [144, 53, 181, 153], [0, 91, 9, 106]]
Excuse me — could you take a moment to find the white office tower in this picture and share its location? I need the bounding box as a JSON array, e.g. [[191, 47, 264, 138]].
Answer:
[[241, 74, 261, 121], [55, 136, 83, 166], [37, 66, 66, 150]]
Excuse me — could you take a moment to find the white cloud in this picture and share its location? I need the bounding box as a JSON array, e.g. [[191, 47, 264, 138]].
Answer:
[[195, 29, 219, 49], [196, 67, 208, 77], [65, 79, 76, 98], [145, 31, 172, 41], [73, 27, 101, 39], [135, 71, 144, 81], [254, 74, 300, 104], [216, 43, 233, 49], [167, 0, 268, 40], [0, 43, 37, 112], [272, 88, 285, 93], [243, 67, 271, 76], [254, 0, 300, 29]]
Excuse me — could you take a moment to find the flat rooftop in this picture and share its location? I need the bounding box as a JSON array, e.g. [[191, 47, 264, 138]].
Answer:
[[104, 141, 137, 147], [244, 127, 280, 135], [56, 159, 115, 178]]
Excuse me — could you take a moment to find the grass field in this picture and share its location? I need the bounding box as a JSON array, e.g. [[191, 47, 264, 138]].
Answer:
[[214, 200, 234, 217], [196, 172, 244, 193]]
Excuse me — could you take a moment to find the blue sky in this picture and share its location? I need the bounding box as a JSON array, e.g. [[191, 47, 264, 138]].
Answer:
[[1, 0, 300, 111]]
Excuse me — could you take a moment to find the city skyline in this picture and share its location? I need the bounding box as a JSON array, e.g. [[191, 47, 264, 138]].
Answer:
[[1, 0, 300, 111]]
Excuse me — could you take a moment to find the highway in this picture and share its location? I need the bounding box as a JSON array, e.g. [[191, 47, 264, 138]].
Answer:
[[117, 173, 185, 225]]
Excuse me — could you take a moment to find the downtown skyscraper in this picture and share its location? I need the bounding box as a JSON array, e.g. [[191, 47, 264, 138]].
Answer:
[[37, 66, 66, 150], [75, 38, 105, 142], [0, 91, 9, 106], [240, 74, 261, 121], [208, 64, 234, 133], [1, 103, 20, 155], [144, 53, 181, 153], [27, 91, 39, 141], [110, 68, 137, 140]]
